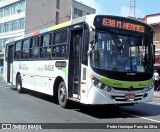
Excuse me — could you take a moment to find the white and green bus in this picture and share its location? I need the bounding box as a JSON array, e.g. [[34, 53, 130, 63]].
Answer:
[[3, 14, 154, 108]]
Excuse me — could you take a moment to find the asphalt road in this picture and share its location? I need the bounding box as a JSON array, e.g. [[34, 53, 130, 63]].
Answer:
[[0, 78, 160, 132]]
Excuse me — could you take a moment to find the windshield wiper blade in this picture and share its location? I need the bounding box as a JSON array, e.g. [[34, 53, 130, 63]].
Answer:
[[106, 30, 124, 55]]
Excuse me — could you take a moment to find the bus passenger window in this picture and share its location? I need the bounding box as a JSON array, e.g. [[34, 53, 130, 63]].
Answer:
[[40, 34, 51, 59], [14, 41, 21, 60], [22, 39, 29, 59], [52, 30, 67, 58], [30, 37, 39, 59]]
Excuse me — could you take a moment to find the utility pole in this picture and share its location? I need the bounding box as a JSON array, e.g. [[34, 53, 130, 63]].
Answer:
[[129, 0, 136, 18]]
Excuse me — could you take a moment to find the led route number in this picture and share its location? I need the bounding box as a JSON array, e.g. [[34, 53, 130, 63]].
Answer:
[[102, 18, 145, 33]]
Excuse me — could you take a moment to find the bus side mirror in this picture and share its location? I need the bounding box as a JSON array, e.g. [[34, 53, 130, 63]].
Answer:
[[153, 45, 155, 63], [89, 31, 95, 44], [88, 31, 96, 56]]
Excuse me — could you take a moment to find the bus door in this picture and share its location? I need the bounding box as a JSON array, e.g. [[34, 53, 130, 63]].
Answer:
[[68, 27, 83, 98], [7, 44, 14, 83]]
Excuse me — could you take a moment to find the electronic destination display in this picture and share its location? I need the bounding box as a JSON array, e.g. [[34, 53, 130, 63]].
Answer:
[[94, 15, 146, 33]]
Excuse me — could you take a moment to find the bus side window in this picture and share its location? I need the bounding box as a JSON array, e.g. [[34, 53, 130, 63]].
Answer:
[[14, 41, 21, 60], [30, 37, 39, 59], [40, 34, 51, 59], [22, 39, 29, 60], [52, 30, 67, 58]]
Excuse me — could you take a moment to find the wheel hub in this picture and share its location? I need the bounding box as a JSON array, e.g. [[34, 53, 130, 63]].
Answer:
[[59, 86, 65, 102]]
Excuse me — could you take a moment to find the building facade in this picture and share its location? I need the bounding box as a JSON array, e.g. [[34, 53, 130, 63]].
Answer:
[[0, 0, 95, 47], [0, 0, 25, 49], [0, 0, 95, 72], [143, 13, 160, 49], [25, 0, 95, 34], [72, 0, 96, 19]]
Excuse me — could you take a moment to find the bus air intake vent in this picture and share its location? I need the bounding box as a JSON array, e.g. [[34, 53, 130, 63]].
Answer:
[[83, 68, 86, 80]]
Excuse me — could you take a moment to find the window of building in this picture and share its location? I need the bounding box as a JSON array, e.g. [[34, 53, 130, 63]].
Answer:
[[0, 39, 3, 49], [30, 37, 39, 59], [0, 18, 24, 33], [4, 7, 10, 16], [0, 9, 3, 18], [4, 22, 10, 32], [0, 24, 3, 33], [56, 12, 59, 25], [11, 20, 17, 31], [74, 8, 83, 17], [18, 18, 25, 29], [19, 1, 26, 11], [11, 4, 16, 14], [74, 8, 77, 15], [14, 41, 21, 60], [52, 30, 67, 58], [0, 1, 25, 18], [40, 34, 51, 58], [56, 0, 60, 9], [78, 10, 82, 17]]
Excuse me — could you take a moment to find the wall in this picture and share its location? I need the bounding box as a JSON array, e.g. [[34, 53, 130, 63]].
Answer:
[[25, 0, 72, 34], [72, 0, 95, 19]]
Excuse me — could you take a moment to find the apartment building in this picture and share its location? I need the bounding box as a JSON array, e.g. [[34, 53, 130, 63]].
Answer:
[[142, 13, 160, 49], [0, 0, 95, 48], [0, 0, 95, 71], [0, 0, 25, 49], [25, 0, 95, 34]]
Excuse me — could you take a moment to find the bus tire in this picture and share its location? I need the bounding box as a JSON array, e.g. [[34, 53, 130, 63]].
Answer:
[[58, 82, 69, 108], [16, 74, 24, 93]]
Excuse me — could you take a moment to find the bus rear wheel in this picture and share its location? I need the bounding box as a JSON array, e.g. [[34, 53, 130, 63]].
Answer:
[[58, 82, 69, 108], [16, 75, 24, 93]]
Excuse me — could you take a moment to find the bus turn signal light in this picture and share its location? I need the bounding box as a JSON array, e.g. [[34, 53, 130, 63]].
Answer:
[[82, 89, 85, 93]]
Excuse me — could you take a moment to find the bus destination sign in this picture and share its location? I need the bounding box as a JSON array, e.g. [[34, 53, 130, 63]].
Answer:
[[94, 16, 145, 33]]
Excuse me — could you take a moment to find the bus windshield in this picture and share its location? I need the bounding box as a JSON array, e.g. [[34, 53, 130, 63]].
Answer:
[[90, 31, 153, 73]]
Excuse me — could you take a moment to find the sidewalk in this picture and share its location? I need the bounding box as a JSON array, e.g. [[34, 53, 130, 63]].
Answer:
[[154, 91, 160, 98], [0, 74, 3, 78]]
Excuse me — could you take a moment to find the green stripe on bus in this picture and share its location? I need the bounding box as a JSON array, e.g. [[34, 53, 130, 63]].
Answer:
[[62, 68, 68, 79], [99, 76, 153, 88]]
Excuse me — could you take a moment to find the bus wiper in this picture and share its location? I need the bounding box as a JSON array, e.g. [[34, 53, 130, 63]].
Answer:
[[107, 30, 124, 55]]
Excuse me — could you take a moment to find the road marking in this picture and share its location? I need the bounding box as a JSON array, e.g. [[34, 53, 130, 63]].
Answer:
[[119, 111, 160, 123]]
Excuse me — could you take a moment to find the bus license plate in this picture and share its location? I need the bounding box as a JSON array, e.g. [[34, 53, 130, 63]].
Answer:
[[125, 94, 135, 100]]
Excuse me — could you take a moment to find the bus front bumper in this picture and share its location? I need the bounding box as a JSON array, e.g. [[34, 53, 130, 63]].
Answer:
[[82, 86, 154, 105]]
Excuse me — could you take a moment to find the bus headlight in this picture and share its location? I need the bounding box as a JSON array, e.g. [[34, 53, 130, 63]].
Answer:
[[91, 76, 106, 90], [107, 86, 112, 92], [100, 84, 105, 89], [94, 79, 99, 85]]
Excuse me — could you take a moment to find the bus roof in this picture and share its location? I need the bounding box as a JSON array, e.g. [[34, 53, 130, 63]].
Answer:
[[6, 14, 152, 44]]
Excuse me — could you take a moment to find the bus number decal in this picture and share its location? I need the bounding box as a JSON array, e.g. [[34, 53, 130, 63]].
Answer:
[[19, 63, 28, 70], [44, 65, 54, 71]]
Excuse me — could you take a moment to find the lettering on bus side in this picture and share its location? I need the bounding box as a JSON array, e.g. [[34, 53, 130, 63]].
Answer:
[[44, 65, 54, 71], [19, 63, 28, 70], [113, 82, 122, 87], [139, 83, 146, 87]]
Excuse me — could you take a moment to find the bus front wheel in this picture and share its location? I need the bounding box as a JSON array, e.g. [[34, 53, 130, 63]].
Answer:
[[16, 75, 24, 93], [58, 82, 69, 108]]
